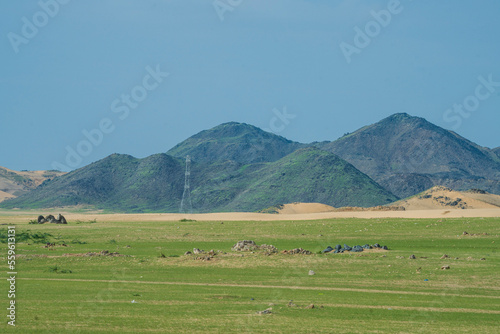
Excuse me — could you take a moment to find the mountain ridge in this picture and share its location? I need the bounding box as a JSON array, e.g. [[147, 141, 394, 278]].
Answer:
[[2, 113, 499, 211], [319, 113, 500, 197]]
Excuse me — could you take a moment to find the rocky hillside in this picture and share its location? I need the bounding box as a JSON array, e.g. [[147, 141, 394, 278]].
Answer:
[[0, 148, 397, 212], [3, 114, 499, 211], [319, 113, 500, 198], [0, 166, 65, 202], [392, 186, 500, 210]]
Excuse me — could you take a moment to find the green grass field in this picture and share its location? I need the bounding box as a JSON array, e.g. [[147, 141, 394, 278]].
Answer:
[[1, 216, 499, 333]]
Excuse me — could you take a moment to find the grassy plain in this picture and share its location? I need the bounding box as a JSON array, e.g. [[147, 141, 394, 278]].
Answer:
[[1, 214, 499, 333]]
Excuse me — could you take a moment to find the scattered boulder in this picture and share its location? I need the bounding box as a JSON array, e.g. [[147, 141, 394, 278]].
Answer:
[[260, 244, 278, 255], [81, 250, 122, 257], [57, 214, 67, 224], [441, 265, 450, 270], [256, 308, 272, 315], [284, 248, 312, 255], [305, 304, 315, 309], [351, 245, 364, 252], [184, 251, 192, 255], [232, 240, 258, 252], [37, 214, 67, 224], [193, 248, 204, 254], [322, 246, 333, 253], [409, 254, 416, 259], [308, 270, 315, 276], [440, 254, 449, 259], [325, 243, 387, 253], [288, 301, 297, 307]]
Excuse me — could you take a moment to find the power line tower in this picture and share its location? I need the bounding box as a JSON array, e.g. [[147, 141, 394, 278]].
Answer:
[[180, 155, 193, 213]]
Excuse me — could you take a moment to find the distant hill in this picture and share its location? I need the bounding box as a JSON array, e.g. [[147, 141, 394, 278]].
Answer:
[[0, 154, 184, 212], [319, 113, 500, 198], [3, 113, 499, 212], [0, 166, 65, 202], [1, 148, 397, 212], [167, 122, 305, 163]]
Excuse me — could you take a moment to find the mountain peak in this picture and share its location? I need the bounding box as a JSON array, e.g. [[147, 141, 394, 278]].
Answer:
[[321, 113, 500, 198], [382, 113, 426, 125], [167, 122, 304, 164]]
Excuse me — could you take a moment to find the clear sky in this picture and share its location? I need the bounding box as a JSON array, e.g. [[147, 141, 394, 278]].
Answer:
[[1, 0, 499, 171]]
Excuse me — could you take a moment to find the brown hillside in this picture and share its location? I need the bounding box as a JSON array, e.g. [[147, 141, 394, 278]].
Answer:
[[393, 186, 500, 210], [0, 166, 65, 202]]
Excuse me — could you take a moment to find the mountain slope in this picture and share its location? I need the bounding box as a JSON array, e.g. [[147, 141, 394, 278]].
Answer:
[[1, 149, 397, 212], [493, 147, 500, 159], [222, 148, 397, 212], [0, 166, 65, 202], [319, 113, 500, 197], [0, 154, 184, 212], [167, 122, 305, 163]]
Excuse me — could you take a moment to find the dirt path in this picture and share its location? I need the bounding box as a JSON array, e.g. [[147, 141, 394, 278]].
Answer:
[[20, 277, 500, 302]]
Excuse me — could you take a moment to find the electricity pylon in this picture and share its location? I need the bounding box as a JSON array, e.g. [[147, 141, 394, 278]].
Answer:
[[180, 155, 193, 213]]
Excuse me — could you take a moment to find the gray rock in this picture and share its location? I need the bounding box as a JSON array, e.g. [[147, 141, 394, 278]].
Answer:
[[351, 245, 364, 252], [232, 240, 258, 251], [46, 215, 56, 223], [256, 308, 272, 315], [57, 214, 67, 224], [37, 215, 47, 224]]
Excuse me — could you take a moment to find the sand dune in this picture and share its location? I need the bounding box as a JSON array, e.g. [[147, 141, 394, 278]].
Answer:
[[393, 186, 500, 210], [277, 202, 336, 214]]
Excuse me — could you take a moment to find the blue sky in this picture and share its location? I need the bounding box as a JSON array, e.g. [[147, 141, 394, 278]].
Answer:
[[1, 0, 499, 171]]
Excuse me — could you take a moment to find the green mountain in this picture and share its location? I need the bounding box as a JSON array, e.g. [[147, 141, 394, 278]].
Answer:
[[220, 148, 397, 212], [319, 113, 500, 198], [167, 122, 304, 163], [0, 154, 184, 212], [3, 114, 498, 211], [0, 148, 396, 212]]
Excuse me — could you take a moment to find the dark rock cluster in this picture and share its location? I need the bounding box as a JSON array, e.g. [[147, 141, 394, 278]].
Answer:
[[322, 243, 388, 254], [37, 214, 67, 224]]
